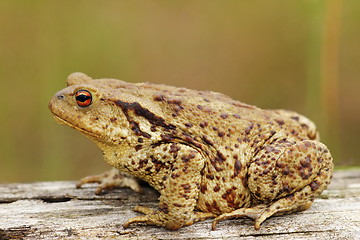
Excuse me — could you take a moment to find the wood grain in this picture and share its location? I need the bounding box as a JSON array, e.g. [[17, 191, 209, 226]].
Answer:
[[1, 170, 359, 239]]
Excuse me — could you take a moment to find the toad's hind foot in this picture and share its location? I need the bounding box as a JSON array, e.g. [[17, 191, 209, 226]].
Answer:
[[212, 188, 315, 230], [76, 167, 143, 194], [212, 204, 267, 230]]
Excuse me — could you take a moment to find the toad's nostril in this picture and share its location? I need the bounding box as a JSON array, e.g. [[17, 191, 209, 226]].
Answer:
[[57, 94, 65, 100]]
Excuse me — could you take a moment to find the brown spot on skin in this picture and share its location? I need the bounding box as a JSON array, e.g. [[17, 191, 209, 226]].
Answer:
[[217, 151, 227, 162], [135, 145, 142, 151], [129, 120, 151, 139], [205, 202, 212, 212], [291, 130, 299, 136], [282, 166, 290, 175], [185, 123, 193, 128], [182, 194, 189, 200], [181, 151, 196, 163], [272, 174, 278, 185], [275, 119, 285, 126], [181, 184, 191, 193], [234, 159, 242, 177], [310, 180, 320, 191], [262, 168, 270, 175], [169, 143, 181, 153], [159, 203, 169, 214], [138, 158, 148, 169], [153, 94, 165, 101], [233, 114, 241, 119], [300, 169, 312, 180], [161, 134, 174, 142], [209, 157, 224, 172], [245, 123, 254, 135], [168, 98, 182, 105], [201, 184, 207, 194], [150, 126, 157, 132], [181, 155, 190, 163], [218, 132, 225, 137], [110, 117, 117, 122], [300, 156, 311, 167], [173, 203, 183, 207], [181, 133, 202, 148], [189, 151, 196, 158], [282, 184, 293, 193], [172, 104, 183, 113], [171, 173, 180, 179], [206, 174, 215, 180], [220, 113, 229, 119], [150, 156, 164, 172], [202, 135, 214, 146], [115, 100, 176, 131], [241, 176, 248, 188], [211, 201, 221, 214], [199, 121, 209, 128], [213, 185, 220, 192], [220, 188, 237, 208]]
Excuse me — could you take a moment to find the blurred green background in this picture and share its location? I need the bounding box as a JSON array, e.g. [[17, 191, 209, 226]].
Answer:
[[0, 0, 359, 183]]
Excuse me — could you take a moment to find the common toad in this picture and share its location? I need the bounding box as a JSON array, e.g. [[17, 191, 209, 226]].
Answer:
[[49, 73, 333, 230]]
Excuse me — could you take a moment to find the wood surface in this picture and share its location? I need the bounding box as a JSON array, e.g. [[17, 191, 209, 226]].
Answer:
[[1, 169, 359, 239]]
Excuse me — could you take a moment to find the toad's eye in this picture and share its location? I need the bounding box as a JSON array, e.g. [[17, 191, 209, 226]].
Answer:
[[75, 90, 92, 107]]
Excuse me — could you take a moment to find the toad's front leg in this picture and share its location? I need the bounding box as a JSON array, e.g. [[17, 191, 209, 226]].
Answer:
[[76, 167, 143, 194], [123, 144, 215, 230]]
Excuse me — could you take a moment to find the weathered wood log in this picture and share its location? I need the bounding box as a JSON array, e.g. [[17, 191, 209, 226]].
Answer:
[[1, 170, 359, 239]]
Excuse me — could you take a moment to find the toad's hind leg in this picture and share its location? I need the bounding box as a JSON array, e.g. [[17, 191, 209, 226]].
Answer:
[[213, 140, 333, 230], [212, 187, 313, 230]]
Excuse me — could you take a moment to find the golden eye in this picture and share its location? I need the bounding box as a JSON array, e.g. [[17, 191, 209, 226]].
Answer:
[[75, 90, 92, 107]]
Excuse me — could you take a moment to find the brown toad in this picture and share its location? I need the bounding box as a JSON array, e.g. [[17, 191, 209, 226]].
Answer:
[[48, 72, 333, 230]]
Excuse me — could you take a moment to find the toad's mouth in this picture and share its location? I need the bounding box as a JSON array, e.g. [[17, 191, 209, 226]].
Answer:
[[51, 113, 99, 139]]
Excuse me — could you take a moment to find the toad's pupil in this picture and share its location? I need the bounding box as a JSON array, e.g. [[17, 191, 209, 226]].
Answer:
[[76, 93, 91, 102]]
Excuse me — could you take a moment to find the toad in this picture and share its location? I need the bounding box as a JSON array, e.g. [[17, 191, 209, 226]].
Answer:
[[49, 72, 333, 230]]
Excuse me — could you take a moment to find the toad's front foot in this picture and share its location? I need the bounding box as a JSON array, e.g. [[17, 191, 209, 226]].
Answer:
[[76, 168, 143, 194], [123, 206, 215, 230]]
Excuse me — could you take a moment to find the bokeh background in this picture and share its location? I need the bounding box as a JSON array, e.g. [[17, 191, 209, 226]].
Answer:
[[0, 0, 358, 183]]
